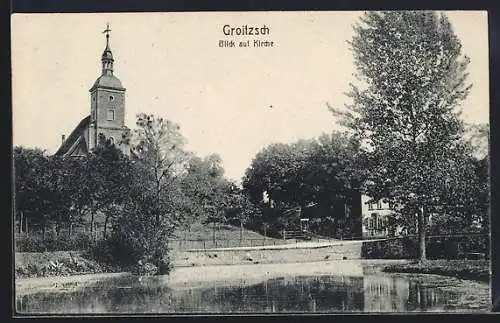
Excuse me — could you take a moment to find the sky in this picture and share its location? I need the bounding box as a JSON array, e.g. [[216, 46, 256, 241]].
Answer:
[[11, 11, 489, 183]]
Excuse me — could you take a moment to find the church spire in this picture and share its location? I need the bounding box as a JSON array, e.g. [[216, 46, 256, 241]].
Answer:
[[101, 23, 114, 76]]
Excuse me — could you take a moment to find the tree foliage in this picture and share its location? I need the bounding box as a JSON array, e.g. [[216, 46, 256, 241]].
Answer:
[[243, 132, 360, 235], [127, 113, 189, 229], [331, 11, 476, 259], [181, 154, 228, 227]]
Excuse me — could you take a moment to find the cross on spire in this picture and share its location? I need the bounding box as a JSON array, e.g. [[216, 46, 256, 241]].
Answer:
[[101, 23, 114, 75], [103, 23, 112, 47]]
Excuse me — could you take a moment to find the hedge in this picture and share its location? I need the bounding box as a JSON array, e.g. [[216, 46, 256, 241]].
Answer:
[[362, 235, 489, 260]]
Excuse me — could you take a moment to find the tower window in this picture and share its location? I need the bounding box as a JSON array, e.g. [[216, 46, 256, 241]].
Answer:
[[107, 109, 115, 121], [109, 95, 114, 101]]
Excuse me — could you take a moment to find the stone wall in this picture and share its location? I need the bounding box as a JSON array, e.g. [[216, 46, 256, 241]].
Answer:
[[173, 243, 363, 267]]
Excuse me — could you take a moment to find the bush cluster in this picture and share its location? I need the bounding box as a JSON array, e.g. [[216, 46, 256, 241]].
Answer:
[[15, 233, 93, 252], [15, 255, 105, 279], [85, 208, 174, 276], [362, 235, 490, 260]]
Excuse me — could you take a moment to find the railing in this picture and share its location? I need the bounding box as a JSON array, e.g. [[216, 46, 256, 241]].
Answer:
[[168, 238, 285, 251], [282, 230, 312, 240], [168, 237, 342, 251]]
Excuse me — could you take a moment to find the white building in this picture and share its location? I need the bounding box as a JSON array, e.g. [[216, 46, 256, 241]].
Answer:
[[361, 195, 393, 238]]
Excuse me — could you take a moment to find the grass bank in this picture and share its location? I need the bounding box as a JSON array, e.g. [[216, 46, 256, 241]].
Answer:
[[382, 260, 490, 283], [15, 251, 123, 279]]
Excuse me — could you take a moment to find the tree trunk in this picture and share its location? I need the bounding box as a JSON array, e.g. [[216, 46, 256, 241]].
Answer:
[[418, 206, 426, 261], [55, 220, 61, 237], [240, 220, 243, 242], [19, 211, 23, 234], [42, 220, 46, 241], [103, 215, 109, 239], [69, 222, 73, 237], [90, 211, 95, 241], [212, 221, 216, 244], [25, 213, 28, 234]]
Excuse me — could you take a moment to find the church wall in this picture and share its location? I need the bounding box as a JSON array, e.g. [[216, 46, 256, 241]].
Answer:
[[94, 88, 125, 130]]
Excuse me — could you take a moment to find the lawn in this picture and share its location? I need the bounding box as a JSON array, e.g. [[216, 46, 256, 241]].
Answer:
[[382, 259, 490, 283], [170, 223, 285, 250]]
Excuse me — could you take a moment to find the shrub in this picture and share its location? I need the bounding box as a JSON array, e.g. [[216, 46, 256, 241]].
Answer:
[[362, 235, 490, 259], [15, 232, 93, 252], [87, 206, 173, 275], [87, 238, 117, 265], [15, 234, 44, 252], [152, 248, 173, 275]]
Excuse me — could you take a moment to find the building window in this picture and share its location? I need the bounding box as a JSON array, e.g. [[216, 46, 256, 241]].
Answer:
[[109, 95, 114, 101], [109, 137, 115, 145], [377, 201, 383, 209], [107, 109, 115, 121], [368, 203, 373, 210], [371, 213, 378, 230]]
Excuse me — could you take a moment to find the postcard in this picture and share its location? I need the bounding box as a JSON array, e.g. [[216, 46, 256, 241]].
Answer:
[[11, 11, 490, 314]]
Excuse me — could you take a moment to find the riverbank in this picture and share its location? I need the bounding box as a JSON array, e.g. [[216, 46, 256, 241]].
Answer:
[[16, 272, 132, 296], [15, 240, 366, 278], [382, 260, 490, 283]]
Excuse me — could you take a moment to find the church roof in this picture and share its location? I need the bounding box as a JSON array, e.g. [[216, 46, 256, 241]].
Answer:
[[90, 75, 125, 91], [55, 115, 91, 156]]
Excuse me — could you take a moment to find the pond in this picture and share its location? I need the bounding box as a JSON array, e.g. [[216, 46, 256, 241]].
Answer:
[[16, 268, 489, 314]]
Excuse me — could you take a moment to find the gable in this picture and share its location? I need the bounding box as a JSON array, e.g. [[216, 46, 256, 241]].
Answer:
[[55, 115, 91, 157]]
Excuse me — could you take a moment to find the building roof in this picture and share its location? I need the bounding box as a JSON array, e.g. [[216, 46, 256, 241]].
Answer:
[[55, 115, 91, 156], [90, 75, 125, 91]]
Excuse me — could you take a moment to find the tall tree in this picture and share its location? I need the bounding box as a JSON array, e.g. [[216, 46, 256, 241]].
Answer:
[[128, 113, 189, 229], [181, 153, 228, 238], [106, 113, 189, 271], [223, 182, 262, 243], [14, 147, 74, 239], [332, 11, 472, 260], [14, 147, 51, 235]]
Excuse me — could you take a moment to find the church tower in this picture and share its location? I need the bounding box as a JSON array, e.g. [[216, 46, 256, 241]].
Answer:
[[55, 24, 129, 157], [88, 23, 127, 151]]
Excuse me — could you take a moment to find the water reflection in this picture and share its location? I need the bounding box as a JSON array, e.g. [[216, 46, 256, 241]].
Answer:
[[16, 274, 480, 313]]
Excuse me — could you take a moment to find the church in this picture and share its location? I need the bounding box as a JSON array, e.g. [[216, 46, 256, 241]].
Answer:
[[55, 24, 129, 157]]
